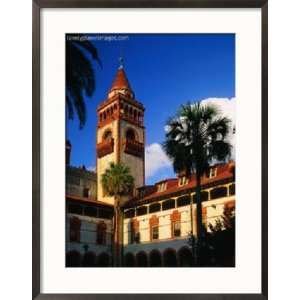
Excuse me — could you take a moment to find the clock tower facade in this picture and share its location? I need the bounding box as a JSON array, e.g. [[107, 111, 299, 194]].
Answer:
[[96, 64, 145, 205]]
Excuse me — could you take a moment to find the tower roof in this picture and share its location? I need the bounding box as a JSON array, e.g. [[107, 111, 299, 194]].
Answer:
[[110, 67, 132, 92]]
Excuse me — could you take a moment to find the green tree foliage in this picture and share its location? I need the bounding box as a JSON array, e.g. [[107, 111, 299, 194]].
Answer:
[[206, 206, 235, 267], [66, 38, 101, 129], [163, 102, 232, 264], [101, 162, 134, 266], [101, 162, 134, 201]]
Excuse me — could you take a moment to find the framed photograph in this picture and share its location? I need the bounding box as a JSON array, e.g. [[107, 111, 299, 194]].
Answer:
[[33, 0, 268, 299]]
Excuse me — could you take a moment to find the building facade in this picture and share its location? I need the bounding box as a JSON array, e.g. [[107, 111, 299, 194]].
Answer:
[[66, 147, 114, 267], [66, 63, 235, 267]]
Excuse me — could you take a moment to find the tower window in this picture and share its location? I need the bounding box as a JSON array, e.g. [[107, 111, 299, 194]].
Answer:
[[103, 130, 112, 141], [126, 129, 135, 141]]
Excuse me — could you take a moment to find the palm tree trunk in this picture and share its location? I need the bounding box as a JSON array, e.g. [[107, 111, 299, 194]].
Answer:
[[113, 197, 120, 267], [113, 195, 123, 267], [195, 170, 202, 266]]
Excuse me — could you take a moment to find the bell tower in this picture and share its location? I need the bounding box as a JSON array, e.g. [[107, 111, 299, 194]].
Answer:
[[96, 61, 145, 205]]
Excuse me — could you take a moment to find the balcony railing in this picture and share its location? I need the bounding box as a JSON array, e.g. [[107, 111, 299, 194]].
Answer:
[[97, 138, 114, 158], [123, 139, 144, 158]]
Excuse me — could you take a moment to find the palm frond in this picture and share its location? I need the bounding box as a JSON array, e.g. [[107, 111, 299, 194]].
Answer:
[[66, 39, 100, 129]]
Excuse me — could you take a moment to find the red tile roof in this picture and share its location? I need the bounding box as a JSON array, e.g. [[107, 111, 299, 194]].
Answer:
[[125, 162, 235, 207], [110, 67, 132, 92]]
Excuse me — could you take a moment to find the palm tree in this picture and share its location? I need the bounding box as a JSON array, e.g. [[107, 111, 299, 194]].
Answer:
[[163, 102, 232, 265], [66, 38, 101, 129], [101, 162, 134, 266]]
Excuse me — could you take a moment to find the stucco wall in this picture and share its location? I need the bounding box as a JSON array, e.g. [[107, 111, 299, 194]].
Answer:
[[97, 121, 118, 205], [123, 194, 235, 254], [66, 213, 113, 255], [120, 120, 145, 189]]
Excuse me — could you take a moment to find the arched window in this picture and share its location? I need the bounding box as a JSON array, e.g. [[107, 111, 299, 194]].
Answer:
[[97, 252, 110, 267], [124, 105, 128, 116], [178, 247, 193, 267], [133, 110, 137, 120], [149, 250, 162, 267], [163, 249, 177, 267], [103, 130, 112, 141], [82, 251, 96, 267], [66, 251, 81, 267], [125, 253, 135, 267], [136, 252, 148, 267], [69, 217, 81, 242], [126, 129, 135, 141], [129, 106, 133, 117]]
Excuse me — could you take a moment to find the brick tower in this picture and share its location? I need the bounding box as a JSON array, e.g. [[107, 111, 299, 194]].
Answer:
[[96, 62, 145, 205]]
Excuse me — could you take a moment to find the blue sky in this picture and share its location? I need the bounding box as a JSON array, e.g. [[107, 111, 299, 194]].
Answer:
[[67, 34, 235, 185]]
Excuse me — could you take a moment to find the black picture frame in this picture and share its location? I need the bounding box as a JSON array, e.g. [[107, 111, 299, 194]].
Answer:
[[32, 1, 268, 299]]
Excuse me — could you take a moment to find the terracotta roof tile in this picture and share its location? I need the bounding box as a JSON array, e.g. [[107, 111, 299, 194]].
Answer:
[[110, 68, 132, 91], [126, 162, 235, 206]]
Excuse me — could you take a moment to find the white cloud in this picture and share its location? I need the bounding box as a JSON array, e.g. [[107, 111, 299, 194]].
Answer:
[[200, 97, 236, 159], [144, 98, 236, 180], [200, 97, 236, 126], [87, 165, 96, 172], [145, 143, 172, 179]]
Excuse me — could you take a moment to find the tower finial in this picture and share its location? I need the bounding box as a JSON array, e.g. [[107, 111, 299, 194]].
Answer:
[[119, 56, 124, 69]]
